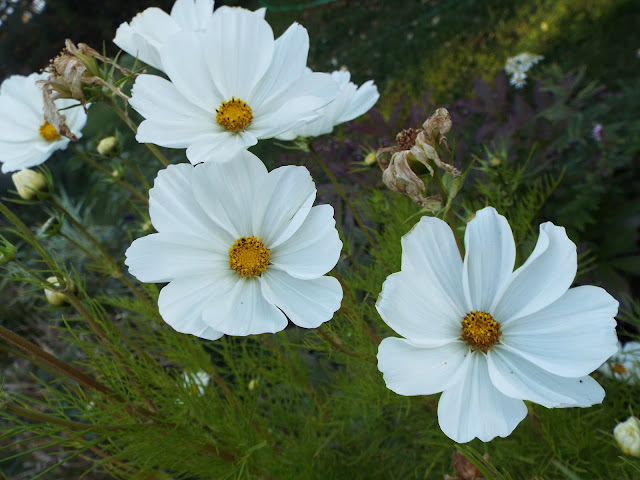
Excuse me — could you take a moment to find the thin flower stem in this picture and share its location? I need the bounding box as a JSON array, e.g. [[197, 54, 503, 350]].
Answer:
[[4, 403, 123, 431], [317, 325, 375, 362], [71, 146, 149, 204], [308, 144, 382, 256], [0, 325, 112, 395], [427, 159, 465, 259], [108, 98, 170, 168]]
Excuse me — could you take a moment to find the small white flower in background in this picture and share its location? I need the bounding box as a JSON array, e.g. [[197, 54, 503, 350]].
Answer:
[[12, 169, 47, 200], [277, 69, 379, 140], [182, 371, 210, 395], [599, 341, 640, 385], [504, 52, 543, 89], [376, 207, 618, 443], [114, 0, 265, 71], [592, 123, 604, 143], [125, 151, 343, 338], [129, 6, 339, 162], [0, 73, 87, 173], [614, 416, 640, 457]]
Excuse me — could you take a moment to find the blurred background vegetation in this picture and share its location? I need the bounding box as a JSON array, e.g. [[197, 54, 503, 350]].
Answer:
[[1, 0, 639, 478]]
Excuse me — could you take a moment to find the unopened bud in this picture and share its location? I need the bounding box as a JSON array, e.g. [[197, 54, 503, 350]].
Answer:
[[12, 169, 48, 200], [0, 236, 17, 265], [364, 150, 377, 166], [248, 379, 258, 391], [489, 157, 501, 167], [614, 416, 640, 457], [44, 276, 73, 306], [97, 136, 119, 155]]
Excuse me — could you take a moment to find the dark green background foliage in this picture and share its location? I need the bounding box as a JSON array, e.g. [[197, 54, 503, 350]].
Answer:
[[1, 0, 640, 479]]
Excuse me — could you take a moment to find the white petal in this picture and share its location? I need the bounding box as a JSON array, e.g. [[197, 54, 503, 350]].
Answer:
[[462, 207, 515, 312], [203, 276, 287, 335], [170, 0, 215, 30], [259, 269, 342, 328], [204, 6, 274, 100], [191, 151, 267, 238], [124, 232, 227, 283], [488, 347, 605, 408], [377, 338, 468, 395], [376, 270, 462, 348], [160, 29, 223, 108], [492, 222, 577, 322], [270, 205, 341, 279], [185, 130, 257, 164], [113, 8, 179, 70], [148, 163, 233, 242], [400, 216, 467, 318], [501, 285, 619, 376], [336, 79, 379, 123], [131, 75, 214, 148], [437, 352, 528, 443], [251, 165, 316, 248], [248, 22, 309, 106], [158, 274, 233, 340]]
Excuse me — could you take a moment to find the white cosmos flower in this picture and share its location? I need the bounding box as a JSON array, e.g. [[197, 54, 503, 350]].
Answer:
[[114, 0, 266, 72], [125, 150, 343, 338], [0, 72, 87, 173], [277, 69, 379, 140], [599, 341, 640, 385], [376, 207, 619, 443], [129, 6, 339, 163]]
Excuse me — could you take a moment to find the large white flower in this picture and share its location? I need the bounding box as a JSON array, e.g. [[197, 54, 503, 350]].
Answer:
[[277, 69, 379, 140], [0, 72, 87, 173], [129, 6, 339, 163], [376, 207, 618, 443], [125, 151, 343, 339], [114, 0, 266, 72]]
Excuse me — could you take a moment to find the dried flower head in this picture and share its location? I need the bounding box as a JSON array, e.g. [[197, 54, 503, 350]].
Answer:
[[444, 451, 488, 480]]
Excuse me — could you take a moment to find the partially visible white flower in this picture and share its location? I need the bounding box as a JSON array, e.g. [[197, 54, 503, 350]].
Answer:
[[125, 150, 343, 338], [505, 52, 543, 89], [592, 123, 604, 143], [114, 0, 266, 71], [277, 69, 379, 140], [509, 71, 527, 89], [614, 416, 640, 457], [376, 207, 618, 443], [599, 341, 640, 385], [130, 6, 338, 162], [0, 73, 87, 173], [182, 371, 210, 395]]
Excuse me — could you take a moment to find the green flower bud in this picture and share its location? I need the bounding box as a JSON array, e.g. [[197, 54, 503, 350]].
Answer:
[[0, 236, 17, 265]]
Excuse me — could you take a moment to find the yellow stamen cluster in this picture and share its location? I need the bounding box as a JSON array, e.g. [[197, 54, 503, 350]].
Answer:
[[612, 364, 628, 374], [229, 236, 270, 277], [216, 97, 253, 131], [39, 121, 60, 142], [461, 311, 502, 352]]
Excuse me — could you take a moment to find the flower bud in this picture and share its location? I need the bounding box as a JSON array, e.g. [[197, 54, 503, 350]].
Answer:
[[363, 150, 377, 166], [614, 416, 640, 457], [12, 169, 48, 200], [97, 136, 119, 155], [0, 236, 17, 265], [44, 276, 72, 306]]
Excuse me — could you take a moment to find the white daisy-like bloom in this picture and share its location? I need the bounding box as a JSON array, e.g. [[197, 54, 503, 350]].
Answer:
[[182, 371, 210, 395], [0, 72, 87, 173], [125, 151, 343, 339], [114, 0, 265, 72], [509, 71, 527, 89], [599, 341, 640, 385], [277, 69, 379, 140], [129, 6, 339, 162], [376, 207, 618, 443]]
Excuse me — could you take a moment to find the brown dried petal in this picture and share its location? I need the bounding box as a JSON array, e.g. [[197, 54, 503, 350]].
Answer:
[[413, 131, 461, 177], [41, 87, 77, 142], [423, 107, 452, 144], [382, 150, 441, 210], [450, 451, 487, 480]]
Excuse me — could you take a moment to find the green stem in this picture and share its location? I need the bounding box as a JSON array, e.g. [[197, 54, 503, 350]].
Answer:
[[427, 159, 464, 259], [71, 146, 149, 204], [4, 403, 122, 431]]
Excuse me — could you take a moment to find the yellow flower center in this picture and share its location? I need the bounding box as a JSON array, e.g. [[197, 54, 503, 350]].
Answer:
[[461, 310, 502, 353], [612, 364, 628, 374], [39, 121, 60, 142], [216, 97, 253, 131], [228, 236, 270, 277]]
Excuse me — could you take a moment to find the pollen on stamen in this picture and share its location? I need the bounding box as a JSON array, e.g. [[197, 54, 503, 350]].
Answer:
[[39, 121, 60, 142], [229, 236, 270, 277], [460, 310, 502, 353], [216, 97, 253, 132]]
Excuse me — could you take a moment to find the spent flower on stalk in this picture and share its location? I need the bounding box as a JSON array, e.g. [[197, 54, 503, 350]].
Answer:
[[376, 207, 618, 443], [0, 73, 87, 173], [125, 151, 343, 338], [129, 6, 338, 162]]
